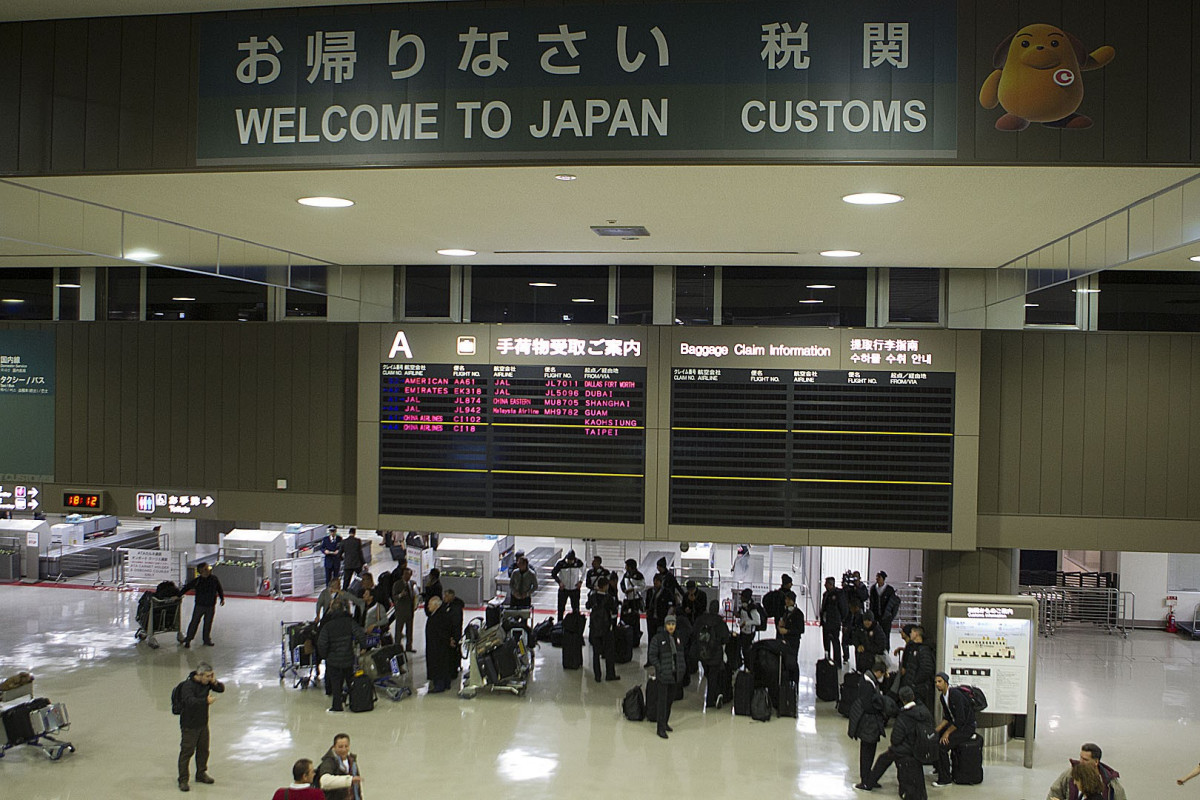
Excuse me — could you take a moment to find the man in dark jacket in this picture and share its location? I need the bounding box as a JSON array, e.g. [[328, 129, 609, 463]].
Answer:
[[869, 571, 901, 648], [424, 596, 458, 693], [654, 557, 681, 599], [1048, 743, 1127, 800], [934, 673, 977, 787], [762, 574, 797, 623], [647, 613, 687, 739], [551, 550, 585, 621], [691, 600, 732, 708], [864, 685, 934, 798], [820, 576, 848, 668], [776, 591, 805, 665], [586, 576, 620, 682], [180, 563, 225, 648], [176, 662, 224, 792], [317, 601, 369, 712], [585, 555, 610, 593], [646, 573, 675, 638], [849, 658, 893, 791], [319, 527, 343, 588], [679, 581, 707, 623], [508, 557, 538, 608], [340, 528, 366, 589], [853, 612, 888, 673], [316, 733, 364, 800], [900, 625, 936, 713]]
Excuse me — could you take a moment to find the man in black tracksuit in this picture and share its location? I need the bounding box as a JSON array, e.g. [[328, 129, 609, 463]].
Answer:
[[647, 614, 686, 739], [901, 625, 937, 714], [869, 571, 901, 649], [864, 685, 934, 799], [934, 673, 977, 786], [181, 563, 225, 648], [586, 576, 620, 682], [776, 592, 805, 667], [848, 659, 892, 791], [317, 601, 370, 712], [176, 663, 225, 792], [820, 577, 848, 668]]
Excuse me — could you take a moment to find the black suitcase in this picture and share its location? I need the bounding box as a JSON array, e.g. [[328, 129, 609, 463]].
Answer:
[[837, 672, 862, 717], [348, 673, 375, 712], [750, 687, 773, 721], [620, 611, 642, 639], [815, 658, 839, 702], [897, 755, 928, 800], [492, 641, 520, 680], [562, 632, 585, 669], [733, 670, 755, 716], [551, 623, 564, 647], [704, 663, 726, 707], [485, 601, 503, 628], [645, 678, 660, 723], [622, 685, 645, 721], [778, 680, 799, 717], [367, 643, 406, 679], [952, 734, 984, 785], [614, 625, 634, 664]]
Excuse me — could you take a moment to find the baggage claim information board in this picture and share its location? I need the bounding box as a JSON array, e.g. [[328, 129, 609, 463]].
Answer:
[[670, 329, 956, 533], [378, 327, 647, 523]]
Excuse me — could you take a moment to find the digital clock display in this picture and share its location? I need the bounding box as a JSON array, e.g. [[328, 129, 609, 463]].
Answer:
[[63, 492, 102, 510]]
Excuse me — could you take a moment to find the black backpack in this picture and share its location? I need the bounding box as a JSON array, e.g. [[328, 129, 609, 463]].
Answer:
[[622, 685, 645, 721], [170, 681, 186, 715], [956, 684, 989, 713], [748, 602, 768, 632], [693, 623, 719, 663], [750, 687, 773, 721], [913, 726, 939, 765]]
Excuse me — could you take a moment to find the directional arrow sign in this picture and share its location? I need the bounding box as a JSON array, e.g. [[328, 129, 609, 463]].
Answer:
[[202, 496, 214, 507], [29, 488, 38, 498], [29, 499, 38, 510]]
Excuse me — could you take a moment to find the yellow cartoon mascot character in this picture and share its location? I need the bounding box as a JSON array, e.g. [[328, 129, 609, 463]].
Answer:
[[980, 23, 1115, 131]]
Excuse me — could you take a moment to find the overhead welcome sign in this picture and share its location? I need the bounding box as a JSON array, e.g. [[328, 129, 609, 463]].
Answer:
[[197, 0, 957, 165]]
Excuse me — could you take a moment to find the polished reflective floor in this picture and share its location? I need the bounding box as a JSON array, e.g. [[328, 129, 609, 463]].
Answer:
[[0, 582, 1191, 799]]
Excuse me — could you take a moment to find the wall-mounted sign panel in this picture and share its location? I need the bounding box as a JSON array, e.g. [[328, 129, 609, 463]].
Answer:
[[0, 331, 55, 482], [0, 484, 41, 514], [378, 326, 647, 524], [135, 491, 217, 518], [198, 0, 957, 165]]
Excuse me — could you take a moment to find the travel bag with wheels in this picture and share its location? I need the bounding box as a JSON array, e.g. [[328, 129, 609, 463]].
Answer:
[[485, 601, 503, 629], [703, 663, 726, 708], [561, 613, 586, 669], [836, 671, 861, 717], [622, 685, 645, 721], [815, 658, 839, 702], [778, 679, 798, 718], [614, 625, 634, 664], [733, 670, 755, 716], [348, 673, 375, 712], [750, 687, 773, 721], [952, 734, 984, 785], [644, 678, 660, 723], [551, 623, 564, 647], [897, 755, 928, 800]]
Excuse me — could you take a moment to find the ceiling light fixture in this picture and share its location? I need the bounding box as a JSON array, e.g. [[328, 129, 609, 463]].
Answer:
[[55, 283, 82, 289], [297, 196, 354, 208], [806, 284, 836, 290], [125, 249, 160, 261], [571, 298, 595, 303], [798, 299, 824, 304], [842, 192, 904, 205], [172, 296, 197, 301], [1024, 303, 1040, 308], [820, 250, 861, 258], [437, 249, 477, 257], [1072, 288, 1101, 294], [1, 298, 25, 304], [1190, 255, 1200, 262], [529, 282, 557, 287], [554, 174, 577, 181]]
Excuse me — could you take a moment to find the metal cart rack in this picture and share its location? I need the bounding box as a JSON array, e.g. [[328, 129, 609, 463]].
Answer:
[[459, 613, 533, 699], [134, 591, 183, 649], [279, 620, 321, 689], [0, 684, 75, 761]]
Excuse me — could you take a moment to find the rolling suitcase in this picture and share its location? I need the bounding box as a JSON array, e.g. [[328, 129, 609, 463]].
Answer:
[[778, 680, 798, 717], [837, 672, 862, 717], [620, 611, 642, 641], [348, 673, 375, 712], [614, 625, 634, 664], [952, 734, 985, 785], [551, 623, 564, 647], [897, 755, 928, 800], [485, 601, 503, 628], [644, 678, 660, 723], [562, 632, 585, 669], [733, 670, 755, 717], [492, 641, 520, 680], [815, 659, 839, 702], [364, 643, 405, 680], [703, 663, 726, 708]]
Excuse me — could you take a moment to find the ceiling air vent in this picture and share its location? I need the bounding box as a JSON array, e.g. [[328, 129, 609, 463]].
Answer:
[[591, 225, 650, 237]]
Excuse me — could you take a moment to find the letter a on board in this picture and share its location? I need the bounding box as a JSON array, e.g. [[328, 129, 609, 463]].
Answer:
[[388, 331, 414, 359]]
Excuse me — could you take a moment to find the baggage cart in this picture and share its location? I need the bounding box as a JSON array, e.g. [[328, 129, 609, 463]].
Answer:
[[134, 590, 183, 650], [459, 615, 533, 699], [0, 690, 75, 761], [360, 635, 412, 701], [279, 620, 321, 689]]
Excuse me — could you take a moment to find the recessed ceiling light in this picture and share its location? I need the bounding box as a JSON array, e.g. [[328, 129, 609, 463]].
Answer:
[[798, 299, 824, 304], [1, 298, 24, 304], [529, 282, 557, 287], [1024, 303, 1040, 308], [437, 248, 477, 257], [842, 192, 905, 205], [1072, 288, 1101, 294], [554, 174, 577, 181], [571, 298, 595, 303], [297, 196, 354, 208], [1190, 255, 1200, 262], [820, 250, 861, 258], [55, 283, 82, 289], [172, 296, 196, 301], [806, 284, 836, 290], [125, 249, 160, 261]]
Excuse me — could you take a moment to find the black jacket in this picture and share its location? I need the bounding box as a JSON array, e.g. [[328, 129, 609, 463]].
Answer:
[[316, 746, 361, 800], [647, 585, 676, 622], [870, 583, 900, 623], [777, 606, 805, 640], [178, 672, 225, 730], [890, 701, 935, 757], [586, 591, 617, 642], [853, 621, 888, 661], [425, 605, 459, 683], [181, 574, 224, 607], [647, 628, 686, 684], [679, 589, 707, 622], [848, 674, 888, 744], [820, 588, 848, 629], [901, 642, 936, 692], [940, 686, 977, 732], [341, 536, 365, 572], [585, 566, 611, 592], [689, 612, 732, 664], [316, 609, 369, 669]]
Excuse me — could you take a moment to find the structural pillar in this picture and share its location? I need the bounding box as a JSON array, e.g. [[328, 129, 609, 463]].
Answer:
[[921, 547, 1018, 646]]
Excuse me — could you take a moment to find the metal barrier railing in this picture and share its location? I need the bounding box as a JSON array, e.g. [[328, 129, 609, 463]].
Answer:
[[1019, 584, 1134, 638], [895, 580, 923, 627], [270, 553, 328, 600]]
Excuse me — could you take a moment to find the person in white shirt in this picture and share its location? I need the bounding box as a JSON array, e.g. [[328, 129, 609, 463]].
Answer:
[[737, 588, 762, 669]]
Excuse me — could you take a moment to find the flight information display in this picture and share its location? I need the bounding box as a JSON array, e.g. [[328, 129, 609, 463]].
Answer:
[[380, 363, 645, 522], [669, 368, 954, 532]]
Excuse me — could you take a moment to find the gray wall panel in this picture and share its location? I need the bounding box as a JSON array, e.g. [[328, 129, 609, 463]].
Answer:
[[1144, 336, 1171, 517], [18, 22, 53, 174], [1038, 334, 1065, 515], [84, 18, 122, 172], [0, 24, 21, 174], [1165, 337, 1193, 518], [51, 20, 88, 173], [997, 331, 1023, 510], [1123, 334, 1149, 517], [1100, 336, 1127, 516], [1059, 335, 1087, 515], [977, 331, 1002, 512], [1018, 333, 1044, 513]]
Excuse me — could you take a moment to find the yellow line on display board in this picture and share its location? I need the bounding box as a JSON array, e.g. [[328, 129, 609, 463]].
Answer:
[[492, 469, 644, 478], [792, 478, 953, 486], [380, 466, 488, 473], [670, 475, 788, 481]]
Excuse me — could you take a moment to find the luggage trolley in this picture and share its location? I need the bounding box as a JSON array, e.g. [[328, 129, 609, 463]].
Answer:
[[134, 583, 183, 649], [279, 620, 321, 689], [0, 682, 74, 761], [459, 610, 533, 699], [359, 634, 412, 701]]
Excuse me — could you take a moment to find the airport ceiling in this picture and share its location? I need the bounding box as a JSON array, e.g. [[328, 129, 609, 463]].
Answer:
[[0, 1, 1198, 274]]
